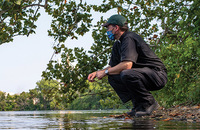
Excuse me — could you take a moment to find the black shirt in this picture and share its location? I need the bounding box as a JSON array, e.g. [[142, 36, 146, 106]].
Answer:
[[109, 31, 166, 70]]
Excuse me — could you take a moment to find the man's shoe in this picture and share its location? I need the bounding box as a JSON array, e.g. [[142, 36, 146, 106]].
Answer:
[[126, 99, 138, 116], [126, 108, 136, 116], [135, 101, 159, 117]]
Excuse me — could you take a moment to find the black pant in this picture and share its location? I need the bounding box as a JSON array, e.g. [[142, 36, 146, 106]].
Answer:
[[108, 67, 167, 106]]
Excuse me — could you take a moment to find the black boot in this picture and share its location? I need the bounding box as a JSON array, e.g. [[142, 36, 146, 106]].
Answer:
[[126, 99, 137, 116], [127, 107, 136, 116], [135, 101, 159, 117]]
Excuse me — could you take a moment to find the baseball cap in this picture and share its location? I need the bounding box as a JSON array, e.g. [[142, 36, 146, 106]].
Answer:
[[102, 14, 127, 27]]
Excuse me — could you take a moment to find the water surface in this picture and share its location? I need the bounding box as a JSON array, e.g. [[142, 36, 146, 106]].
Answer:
[[0, 110, 199, 129]]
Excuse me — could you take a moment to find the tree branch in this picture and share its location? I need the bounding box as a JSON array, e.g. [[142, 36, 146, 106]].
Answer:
[[22, 4, 46, 9], [45, 0, 48, 9]]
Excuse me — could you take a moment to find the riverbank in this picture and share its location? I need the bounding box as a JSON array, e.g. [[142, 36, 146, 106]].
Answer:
[[110, 104, 200, 123], [150, 104, 200, 123]]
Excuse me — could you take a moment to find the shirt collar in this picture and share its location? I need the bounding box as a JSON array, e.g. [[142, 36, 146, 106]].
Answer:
[[119, 31, 128, 42]]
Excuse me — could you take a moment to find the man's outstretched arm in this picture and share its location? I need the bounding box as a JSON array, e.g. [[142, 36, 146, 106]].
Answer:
[[87, 61, 132, 82]]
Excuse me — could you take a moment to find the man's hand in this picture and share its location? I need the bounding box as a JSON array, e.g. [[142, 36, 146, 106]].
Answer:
[[88, 70, 107, 82], [88, 71, 97, 82]]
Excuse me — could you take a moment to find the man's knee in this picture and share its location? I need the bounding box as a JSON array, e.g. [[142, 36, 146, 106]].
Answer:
[[108, 75, 122, 85], [120, 69, 141, 83], [120, 70, 129, 82]]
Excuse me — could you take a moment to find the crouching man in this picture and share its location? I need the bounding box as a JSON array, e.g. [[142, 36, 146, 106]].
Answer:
[[88, 14, 167, 117]]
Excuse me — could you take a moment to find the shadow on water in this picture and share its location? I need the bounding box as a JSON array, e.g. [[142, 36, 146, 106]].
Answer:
[[120, 120, 156, 129], [0, 110, 200, 129]]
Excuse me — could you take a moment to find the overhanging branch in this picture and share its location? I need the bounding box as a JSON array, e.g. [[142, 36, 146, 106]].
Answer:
[[22, 4, 46, 9]]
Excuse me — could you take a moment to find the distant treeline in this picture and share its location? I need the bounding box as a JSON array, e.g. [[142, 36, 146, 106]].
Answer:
[[0, 79, 129, 111], [0, 76, 199, 111]]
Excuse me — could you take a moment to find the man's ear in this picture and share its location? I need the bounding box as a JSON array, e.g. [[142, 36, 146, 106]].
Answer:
[[114, 25, 120, 33], [115, 25, 120, 31]]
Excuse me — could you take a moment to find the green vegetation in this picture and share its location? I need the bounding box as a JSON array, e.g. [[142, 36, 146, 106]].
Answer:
[[0, 0, 199, 110], [0, 79, 62, 111], [0, 79, 131, 111]]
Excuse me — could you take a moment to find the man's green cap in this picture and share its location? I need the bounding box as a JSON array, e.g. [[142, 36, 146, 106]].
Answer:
[[102, 14, 127, 27]]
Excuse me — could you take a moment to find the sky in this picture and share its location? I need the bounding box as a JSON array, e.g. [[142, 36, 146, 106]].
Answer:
[[0, 4, 115, 94]]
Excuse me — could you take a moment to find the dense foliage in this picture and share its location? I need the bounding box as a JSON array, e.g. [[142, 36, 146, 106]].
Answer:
[[0, 79, 130, 111], [0, 0, 199, 109], [0, 80, 63, 111]]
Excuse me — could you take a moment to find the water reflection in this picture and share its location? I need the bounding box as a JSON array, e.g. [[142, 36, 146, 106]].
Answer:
[[119, 120, 156, 129], [0, 110, 199, 129]]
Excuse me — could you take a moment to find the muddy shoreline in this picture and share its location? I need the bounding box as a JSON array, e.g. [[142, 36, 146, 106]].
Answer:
[[109, 104, 200, 123], [150, 104, 200, 123]]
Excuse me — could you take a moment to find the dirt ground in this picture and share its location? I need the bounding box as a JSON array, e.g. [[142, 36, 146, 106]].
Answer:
[[109, 104, 200, 123], [150, 104, 200, 123]]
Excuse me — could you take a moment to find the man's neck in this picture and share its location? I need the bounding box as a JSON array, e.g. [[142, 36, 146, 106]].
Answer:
[[116, 31, 125, 40]]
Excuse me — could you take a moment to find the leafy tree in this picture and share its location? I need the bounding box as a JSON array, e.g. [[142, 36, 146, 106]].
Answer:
[[4, 93, 17, 110], [13, 91, 31, 110], [0, 0, 43, 44], [67, 81, 109, 110], [0, 79, 65, 111], [0, 0, 92, 45], [35, 79, 61, 110], [0, 91, 6, 111]]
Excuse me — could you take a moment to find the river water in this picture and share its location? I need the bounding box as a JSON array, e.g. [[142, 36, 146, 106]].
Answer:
[[0, 110, 199, 129]]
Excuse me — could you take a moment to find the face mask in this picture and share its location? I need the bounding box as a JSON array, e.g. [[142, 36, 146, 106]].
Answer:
[[107, 30, 115, 40]]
